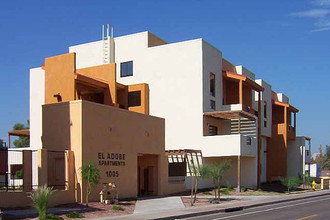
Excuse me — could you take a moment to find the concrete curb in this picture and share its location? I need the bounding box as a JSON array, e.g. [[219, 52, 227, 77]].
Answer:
[[153, 191, 330, 220]]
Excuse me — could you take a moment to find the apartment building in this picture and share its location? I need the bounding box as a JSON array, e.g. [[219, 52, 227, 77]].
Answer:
[[24, 27, 312, 196]]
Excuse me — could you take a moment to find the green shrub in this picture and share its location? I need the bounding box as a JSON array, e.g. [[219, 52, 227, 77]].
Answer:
[[221, 188, 230, 195], [281, 176, 301, 193], [241, 186, 248, 192], [15, 169, 23, 179], [112, 205, 124, 211], [28, 185, 56, 220], [66, 212, 85, 218], [226, 181, 233, 190], [46, 214, 63, 220]]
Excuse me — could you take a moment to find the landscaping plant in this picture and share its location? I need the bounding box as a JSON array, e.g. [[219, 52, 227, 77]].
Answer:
[[80, 162, 101, 206], [66, 212, 85, 218], [28, 185, 55, 220], [112, 205, 124, 211], [45, 213, 64, 220], [280, 176, 301, 193], [199, 159, 231, 201], [190, 163, 200, 206]]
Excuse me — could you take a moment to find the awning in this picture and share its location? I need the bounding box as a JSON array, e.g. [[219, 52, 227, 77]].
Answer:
[[204, 110, 257, 121], [223, 71, 264, 92], [274, 101, 299, 113], [8, 129, 30, 137], [74, 73, 108, 89]]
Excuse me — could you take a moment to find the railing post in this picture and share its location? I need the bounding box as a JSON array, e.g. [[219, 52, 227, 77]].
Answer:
[[23, 150, 32, 192], [38, 149, 48, 186]]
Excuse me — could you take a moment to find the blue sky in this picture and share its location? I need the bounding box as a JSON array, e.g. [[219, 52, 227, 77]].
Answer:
[[0, 0, 329, 153]]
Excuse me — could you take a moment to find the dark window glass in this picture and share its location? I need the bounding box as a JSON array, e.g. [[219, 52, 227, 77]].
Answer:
[[264, 101, 267, 118], [247, 136, 252, 145], [128, 91, 141, 107], [264, 120, 267, 128], [210, 73, 215, 97], [208, 125, 218, 136], [120, 61, 133, 77], [210, 100, 216, 110]]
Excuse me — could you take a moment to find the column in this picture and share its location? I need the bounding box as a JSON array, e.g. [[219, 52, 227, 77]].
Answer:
[[237, 156, 241, 193], [38, 149, 48, 186], [239, 80, 243, 104], [23, 150, 32, 192]]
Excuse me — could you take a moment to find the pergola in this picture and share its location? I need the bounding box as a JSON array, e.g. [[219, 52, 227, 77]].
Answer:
[[7, 129, 30, 148]]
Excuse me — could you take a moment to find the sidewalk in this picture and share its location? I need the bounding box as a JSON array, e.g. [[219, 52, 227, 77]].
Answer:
[[100, 190, 330, 220]]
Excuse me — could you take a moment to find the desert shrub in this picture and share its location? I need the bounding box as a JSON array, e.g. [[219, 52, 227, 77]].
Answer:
[[15, 169, 23, 179], [46, 213, 63, 220], [241, 186, 248, 192], [28, 185, 55, 220], [66, 212, 84, 218], [112, 205, 124, 211], [281, 176, 301, 193]]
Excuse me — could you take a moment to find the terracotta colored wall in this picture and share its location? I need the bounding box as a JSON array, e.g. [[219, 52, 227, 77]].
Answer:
[[267, 103, 288, 183], [45, 53, 76, 104], [203, 116, 222, 136], [128, 83, 149, 115], [243, 85, 252, 107], [222, 59, 236, 73], [148, 32, 167, 47], [224, 79, 239, 105], [77, 63, 117, 105]]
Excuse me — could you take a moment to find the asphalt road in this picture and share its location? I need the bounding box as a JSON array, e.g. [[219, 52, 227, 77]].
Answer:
[[183, 194, 330, 220]]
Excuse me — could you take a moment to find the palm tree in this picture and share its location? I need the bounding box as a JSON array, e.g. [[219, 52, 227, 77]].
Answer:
[[80, 162, 101, 206], [28, 185, 55, 220], [199, 159, 231, 201]]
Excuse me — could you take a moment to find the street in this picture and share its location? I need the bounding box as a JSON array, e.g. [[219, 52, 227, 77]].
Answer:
[[183, 194, 330, 220]]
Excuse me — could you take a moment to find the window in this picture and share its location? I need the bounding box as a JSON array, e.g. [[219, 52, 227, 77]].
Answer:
[[120, 61, 133, 77], [128, 91, 141, 107], [264, 101, 267, 118], [246, 136, 252, 145], [264, 120, 267, 128], [210, 100, 216, 110], [210, 73, 215, 97], [208, 125, 218, 136]]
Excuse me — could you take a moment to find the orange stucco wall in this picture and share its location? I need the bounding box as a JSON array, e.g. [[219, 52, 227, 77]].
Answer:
[[45, 53, 76, 104], [77, 63, 117, 105], [128, 83, 149, 115]]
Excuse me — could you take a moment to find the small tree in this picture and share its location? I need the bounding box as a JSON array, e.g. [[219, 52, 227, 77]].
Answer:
[[12, 120, 30, 148], [199, 160, 231, 201], [189, 163, 200, 206], [28, 185, 55, 220], [281, 176, 301, 193], [80, 162, 100, 206]]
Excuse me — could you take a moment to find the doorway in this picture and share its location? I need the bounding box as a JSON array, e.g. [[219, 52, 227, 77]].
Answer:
[[137, 154, 158, 196]]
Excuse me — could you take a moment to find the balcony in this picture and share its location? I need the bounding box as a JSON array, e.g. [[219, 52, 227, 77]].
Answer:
[[201, 134, 257, 157], [220, 104, 258, 118]]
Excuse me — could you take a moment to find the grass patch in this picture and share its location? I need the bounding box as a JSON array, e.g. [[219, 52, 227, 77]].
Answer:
[[66, 211, 85, 218], [46, 213, 64, 220], [112, 205, 124, 211], [203, 191, 212, 195]]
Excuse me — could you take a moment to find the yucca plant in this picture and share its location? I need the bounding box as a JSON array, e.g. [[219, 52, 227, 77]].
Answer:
[[28, 185, 55, 220], [80, 162, 100, 206]]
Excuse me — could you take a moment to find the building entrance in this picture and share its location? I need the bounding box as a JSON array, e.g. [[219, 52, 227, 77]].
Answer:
[[137, 154, 158, 196]]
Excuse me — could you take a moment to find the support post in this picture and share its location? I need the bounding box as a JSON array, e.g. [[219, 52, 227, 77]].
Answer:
[[237, 156, 241, 193], [239, 80, 243, 104], [38, 149, 48, 186], [294, 112, 296, 133], [238, 118, 241, 134], [23, 150, 32, 192], [8, 134, 10, 148], [257, 91, 262, 188]]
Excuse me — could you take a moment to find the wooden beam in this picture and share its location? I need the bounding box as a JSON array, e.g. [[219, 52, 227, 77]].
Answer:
[[239, 80, 243, 104]]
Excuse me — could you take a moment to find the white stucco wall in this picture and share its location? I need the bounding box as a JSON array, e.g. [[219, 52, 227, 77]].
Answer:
[[260, 136, 267, 183], [277, 93, 289, 104], [255, 79, 272, 138], [287, 137, 305, 177], [30, 67, 45, 150], [67, 31, 254, 158], [235, 65, 255, 80]]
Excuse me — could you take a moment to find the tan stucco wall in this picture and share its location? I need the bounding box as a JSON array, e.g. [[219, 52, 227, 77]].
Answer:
[[42, 100, 184, 203], [128, 83, 149, 114]]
